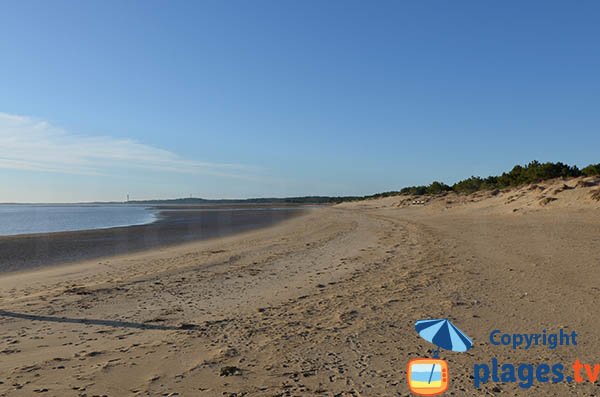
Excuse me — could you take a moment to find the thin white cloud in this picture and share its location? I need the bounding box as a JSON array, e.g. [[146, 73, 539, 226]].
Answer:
[[0, 112, 256, 179]]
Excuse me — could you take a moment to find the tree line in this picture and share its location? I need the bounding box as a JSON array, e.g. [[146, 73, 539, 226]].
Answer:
[[386, 161, 600, 197], [126, 161, 599, 204]]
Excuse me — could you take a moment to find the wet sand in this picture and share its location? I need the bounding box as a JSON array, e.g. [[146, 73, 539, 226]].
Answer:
[[0, 207, 307, 273]]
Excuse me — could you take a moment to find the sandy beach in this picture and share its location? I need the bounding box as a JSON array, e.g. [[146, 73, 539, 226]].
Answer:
[[1, 177, 600, 396]]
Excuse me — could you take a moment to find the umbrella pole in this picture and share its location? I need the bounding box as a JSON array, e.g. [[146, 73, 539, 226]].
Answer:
[[427, 363, 436, 384], [428, 347, 440, 384]]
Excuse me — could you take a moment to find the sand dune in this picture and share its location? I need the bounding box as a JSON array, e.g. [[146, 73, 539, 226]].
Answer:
[[1, 177, 599, 396]]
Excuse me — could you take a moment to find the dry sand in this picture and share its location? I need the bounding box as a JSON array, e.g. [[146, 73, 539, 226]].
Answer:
[[1, 177, 599, 396]]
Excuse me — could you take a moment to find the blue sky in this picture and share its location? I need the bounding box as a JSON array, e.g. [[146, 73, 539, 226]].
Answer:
[[1, 1, 599, 202]]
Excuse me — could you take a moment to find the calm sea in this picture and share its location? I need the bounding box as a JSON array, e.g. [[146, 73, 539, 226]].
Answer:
[[0, 205, 157, 236]]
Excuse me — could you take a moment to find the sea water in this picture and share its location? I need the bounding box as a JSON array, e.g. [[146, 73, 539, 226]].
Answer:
[[0, 204, 157, 236]]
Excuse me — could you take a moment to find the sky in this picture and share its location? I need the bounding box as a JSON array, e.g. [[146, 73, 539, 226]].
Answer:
[[1, 1, 599, 202]]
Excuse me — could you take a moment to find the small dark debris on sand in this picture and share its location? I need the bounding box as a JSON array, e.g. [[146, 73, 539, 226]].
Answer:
[[220, 366, 242, 376], [178, 323, 198, 330]]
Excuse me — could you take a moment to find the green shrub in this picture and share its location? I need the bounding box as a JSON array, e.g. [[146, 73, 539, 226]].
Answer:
[[581, 163, 600, 176], [426, 181, 452, 195]]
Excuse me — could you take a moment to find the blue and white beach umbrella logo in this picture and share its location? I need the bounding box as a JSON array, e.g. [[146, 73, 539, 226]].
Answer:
[[415, 318, 473, 355]]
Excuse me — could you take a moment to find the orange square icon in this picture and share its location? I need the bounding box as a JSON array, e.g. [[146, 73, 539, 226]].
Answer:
[[407, 358, 449, 396]]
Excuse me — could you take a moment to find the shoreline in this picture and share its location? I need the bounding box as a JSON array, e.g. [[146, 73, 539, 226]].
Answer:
[[0, 206, 309, 274]]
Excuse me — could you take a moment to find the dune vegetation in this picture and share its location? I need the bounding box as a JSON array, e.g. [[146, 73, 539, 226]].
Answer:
[[369, 160, 600, 199]]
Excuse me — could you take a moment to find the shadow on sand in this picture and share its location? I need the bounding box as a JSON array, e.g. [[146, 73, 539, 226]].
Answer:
[[0, 310, 190, 331]]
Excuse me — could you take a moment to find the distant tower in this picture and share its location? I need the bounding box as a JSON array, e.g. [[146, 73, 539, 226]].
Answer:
[[127, 194, 130, 202]]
